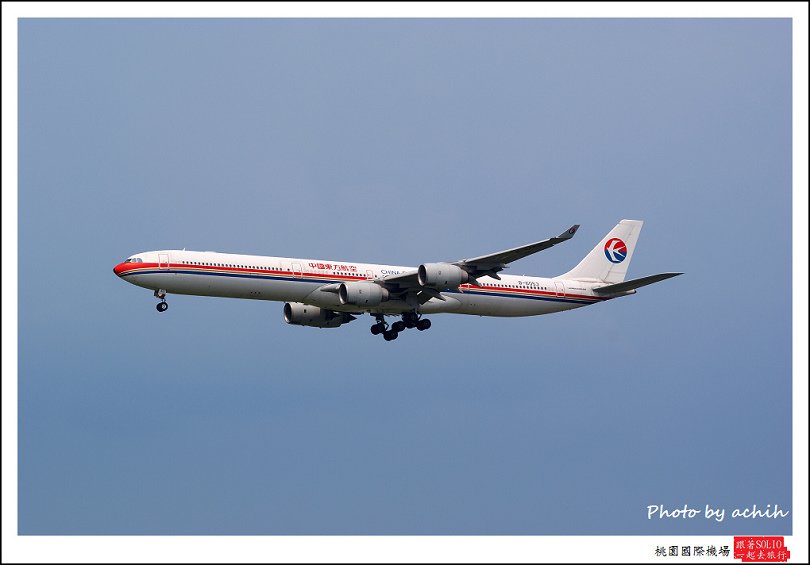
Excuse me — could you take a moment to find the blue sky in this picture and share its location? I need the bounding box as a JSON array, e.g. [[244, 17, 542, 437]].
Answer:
[[16, 18, 794, 536]]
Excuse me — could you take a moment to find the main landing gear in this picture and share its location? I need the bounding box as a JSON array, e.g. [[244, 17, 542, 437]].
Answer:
[[370, 314, 392, 339], [370, 312, 431, 341], [154, 289, 168, 312]]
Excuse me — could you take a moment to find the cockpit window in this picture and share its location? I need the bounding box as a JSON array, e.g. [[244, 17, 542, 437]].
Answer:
[[123, 258, 143, 263]]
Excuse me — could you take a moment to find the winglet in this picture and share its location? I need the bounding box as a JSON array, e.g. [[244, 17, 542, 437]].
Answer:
[[557, 224, 580, 240]]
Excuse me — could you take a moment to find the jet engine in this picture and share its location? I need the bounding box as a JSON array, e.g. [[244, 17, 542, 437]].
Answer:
[[283, 302, 355, 328], [338, 282, 389, 307], [417, 263, 470, 288]]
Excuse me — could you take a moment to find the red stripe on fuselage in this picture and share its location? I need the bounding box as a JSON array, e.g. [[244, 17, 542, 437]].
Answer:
[[115, 262, 604, 301]]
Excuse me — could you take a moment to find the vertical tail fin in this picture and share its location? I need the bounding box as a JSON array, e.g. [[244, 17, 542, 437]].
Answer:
[[560, 220, 644, 283]]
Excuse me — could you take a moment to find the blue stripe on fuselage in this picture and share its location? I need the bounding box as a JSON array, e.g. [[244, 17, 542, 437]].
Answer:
[[445, 288, 595, 305]]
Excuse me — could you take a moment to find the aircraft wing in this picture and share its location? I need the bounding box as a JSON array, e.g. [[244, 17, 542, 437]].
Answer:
[[376, 270, 443, 303], [378, 224, 579, 294], [454, 224, 579, 279]]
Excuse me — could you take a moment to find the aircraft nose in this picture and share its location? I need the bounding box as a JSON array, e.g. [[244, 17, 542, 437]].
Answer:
[[113, 262, 126, 277]]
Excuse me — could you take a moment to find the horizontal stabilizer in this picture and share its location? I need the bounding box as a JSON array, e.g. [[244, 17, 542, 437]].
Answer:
[[593, 272, 682, 295]]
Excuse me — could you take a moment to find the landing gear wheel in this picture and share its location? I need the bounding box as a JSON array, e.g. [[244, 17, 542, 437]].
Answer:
[[416, 318, 431, 331], [402, 311, 420, 329], [392, 321, 406, 333], [383, 330, 398, 341], [156, 301, 168, 312], [371, 315, 388, 335]]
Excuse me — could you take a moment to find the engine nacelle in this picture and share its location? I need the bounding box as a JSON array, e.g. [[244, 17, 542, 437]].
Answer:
[[338, 282, 389, 307], [283, 302, 354, 328], [417, 262, 470, 288]]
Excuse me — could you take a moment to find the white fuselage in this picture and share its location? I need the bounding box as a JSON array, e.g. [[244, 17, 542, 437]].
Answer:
[[114, 250, 608, 317]]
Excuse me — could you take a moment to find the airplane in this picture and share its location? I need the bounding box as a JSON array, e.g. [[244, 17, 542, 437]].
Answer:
[[113, 219, 681, 341]]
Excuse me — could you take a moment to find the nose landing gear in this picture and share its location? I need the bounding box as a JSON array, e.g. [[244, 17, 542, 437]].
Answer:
[[154, 289, 168, 312]]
